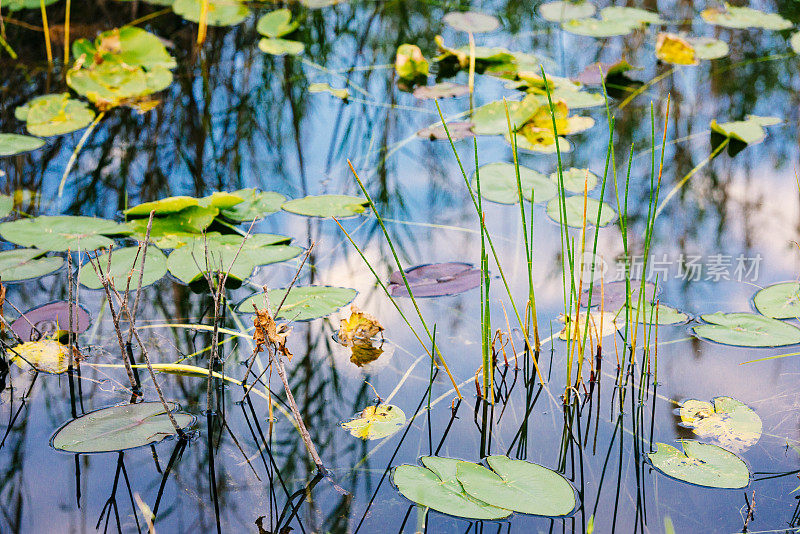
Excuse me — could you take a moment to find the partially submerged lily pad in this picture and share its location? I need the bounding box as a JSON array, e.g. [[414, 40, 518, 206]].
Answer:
[[710, 115, 781, 157], [282, 195, 369, 218], [0, 216, 131, 251], [237, 286, 358, 321], [647, 441, 750, 489], [51, 402, 195, 453], [693, 312, 800, 347], [456, 456, 577, 516], [388, 262, 481, 298], [545, 196, 616, 228], [341, 404, 405, 440], [473, 162, 557, 204], [79, 246, 167, 290], [753, 282, 800, 319], [443, 11, 500, 33], [417, 122, 474, 141], [10, 301, 92, 341], [0, 248, 63, 282], [10, 339, 75, 374], [412, 82, 469, 100], [701, 4, 791, 31], [218, 189, 285, 222], [0, 134, 44, 157], [538, 1, 596, 22], [679, 397, 762, 453], [15, 93, 96, 137], [392, 457, 511, 520]]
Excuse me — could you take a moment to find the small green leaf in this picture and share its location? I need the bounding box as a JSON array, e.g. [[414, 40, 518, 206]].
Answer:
[[257, 9, 299, 38]]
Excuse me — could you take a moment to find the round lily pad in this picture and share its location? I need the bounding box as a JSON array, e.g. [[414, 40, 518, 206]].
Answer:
[[545, 196, 616, 228], [0, 134, 44, 157], [10, 301, 92, 341], [550, 168, 598, 193], [388, 262, 481, 298], [51, 402, 195, 453], [0, 248, 63, 282], [256, 9, 298, 38], [679, 397, 761, 453], [456, 456, 577, 516], [282, 195, 369, 218], [259, 38, 305, 56], [693, 312, 800, 347], [647, 441, 750, 489], [443, 11, 500, 33], [340, 404, 405, 440], [10, 339, 73, 374], [561, 17, 638, 38], [538, 1, 596, 22], [473, 162, 557, 204], [79, 246, 167, 290], [219, 189, 286, 222], [690, 37, 729, 60], [0, 216, 131, 251], [753, 282, 800, 319], [172, 0, 250, 26], [237, 286, 357, 321], [412, 82, 469, 100], [14, 93, 95, 137], [392, 457, 511, 520], [601, 6, 664, 25]]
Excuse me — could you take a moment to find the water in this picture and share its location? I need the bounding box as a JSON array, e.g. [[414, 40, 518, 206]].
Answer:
[[2, 1, 800, 532]]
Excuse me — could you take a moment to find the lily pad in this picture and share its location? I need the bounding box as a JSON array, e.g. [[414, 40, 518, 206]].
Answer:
[[601, 6, 664, 25], [443, 11, 500, 33], [392, 457, 511, 520], [711, 115, 781, 156], [575, 59, 636, 85], [545, 196, 616, 228], [693, 312, 800, 347], [10, 339, 73, 374], [237, 286, 357, 321], [125, 192, 242, 217], [412, 82, 469, 100], [172, 0, 250, 26], [655, 33, 698, 65], [791, 32, 800, 54], [550, 168, 598, 193], [256, 9, 298, 38], [4, 0, 59, 10], [538, 1, 596, 22], [259, 38, 305, 56], [456, 456, 577, 516], [690, 37, 729, 60], [340, 404, 405, 440], [79, 246, 167, 290], [417, 122, 474, 141], [561, 17, 638, 38], [701, 4, 791, 31], [647, 441, 750, 489], [580, 280, 657, 309], [753, 282, 800, 319], [51, 402, 195, 453], [281, 195, 368, 218], [471, 96, 544, 136], [395, 44, 429, 80], [166, 234, 301, 287], [558, 311, 622, 341], [309, 83, 349, 100], [388, 262, 481, 298], [10, 301, 92, 341], [679, 397, 761, 453], [473, 162, 557, 204], [0, 134, 44, 157], [15, 93, 96, 137], [127, 206, 219, 246], [0, 216, 131, 251], [0, 195, 12, 218], [626, 302, 689, 325], [219, 189, 285, 222], [0, 249, 63, 282]]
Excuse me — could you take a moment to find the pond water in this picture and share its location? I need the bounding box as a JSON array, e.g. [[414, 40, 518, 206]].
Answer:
[[2, 1, 800, 533]]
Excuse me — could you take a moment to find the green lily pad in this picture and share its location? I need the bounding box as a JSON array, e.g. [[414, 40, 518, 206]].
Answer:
[[625, 302, 689, 325], [237, 286, 357, 321], [0, 195, 12, 218], [561, 17, 638, 38], [392, 457, 511, 520], [471, 96, 544, 136], [51, 402, 195, 453], [0, 249, 63, 282], [647, 441, 750, 489], [395, 44, 429, 80], [79, 246, 167, 290], [412, 82, 469, 100], [125, 192, 242, 217], [702, 4, 791, 31], [309, 83, 349, 100], [219, 189, 285, 222], [711, 115, 781, 157], [259, 38, 305, 56], [172, 0, 250, 26], [690, 37, 730, 60], [443, 11, 500, 33], [550, 168, 598, 193], [601, 6, 664, 25], [679, 397, 762, 453], [693, 312, 800, 347], [0, 216, 131, 252], [753, 282, 800, 319], [0, 134, 44, 157], [456, 456, 577, 516], [256, 9, 299, 38], [282, 195, 368, 218], [472, 162, 557, 204], [14, 93, 95, 137], [166, 233, 301, 287], [538, 1, 596, 22], [4, 0, 58, 9], [545, 196, 616, 228], [791, 31, 800, 54], [340, 404, 405, 440], [546, 87, 605, 109], [128, 206, 219, 246]]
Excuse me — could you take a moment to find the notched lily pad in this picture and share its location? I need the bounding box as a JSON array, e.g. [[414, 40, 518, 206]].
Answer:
[[753, 282, 800, 319], [237, 286, 357, 321], [679, 397, 761, 453], [219, 189, 285, 222], [388, 262, 481, 297], [282, 195, 369, 218], [693, 312, 800, 347], [341, 404, 405, 439], [10, 301, 92, 341], [647, 440, 750, 489], [51, 402, 195, 453]]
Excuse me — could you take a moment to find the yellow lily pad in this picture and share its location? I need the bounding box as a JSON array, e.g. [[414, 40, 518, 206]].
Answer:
[[341, 404, 405, 440], [679, 396, 761, 453]]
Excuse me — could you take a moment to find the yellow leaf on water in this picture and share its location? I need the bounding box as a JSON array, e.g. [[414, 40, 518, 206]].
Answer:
[[11, 339, 76, 374], [338, 305, 384, 347], [341, 404, 406, 440], [655, 32, 698, 66]]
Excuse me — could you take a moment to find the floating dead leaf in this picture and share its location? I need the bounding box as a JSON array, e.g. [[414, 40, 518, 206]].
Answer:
[[253, 303, 292, 359], [338, 305, 384, 346], [341, 404, 406, 439], [10, 339, 80, 374]]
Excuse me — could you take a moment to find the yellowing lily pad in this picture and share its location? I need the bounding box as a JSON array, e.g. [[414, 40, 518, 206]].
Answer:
[[655, 33, 698, 65], [11, 339, 74, 374], [395, 44, 429, 80], [679, 397, 761, 453], [341, 404, 405, 440], [15, 93, 96, 137], [648, 441, 750, 489]]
